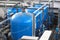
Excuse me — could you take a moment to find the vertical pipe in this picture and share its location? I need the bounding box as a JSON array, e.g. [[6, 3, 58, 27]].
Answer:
[[52, 0, 54, 26], [32, 14, 36, 36], [39, 0, 41, 4], [48, 0, 51, 27], [58, 9, 60, 27], [48, 0, 51, 8], [4, 0, 10, 18], [42, 8, 44, 29], [52, 0, 54, 8]]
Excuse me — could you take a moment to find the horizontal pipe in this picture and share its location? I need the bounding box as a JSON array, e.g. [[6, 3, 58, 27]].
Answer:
[[35, 10, 42, 17], [33, 3, 49, 6], [33, 4, 47, 13], [0, 1, 21, 4], [0, 18, 10, 25], [27, 7, 38, 10]]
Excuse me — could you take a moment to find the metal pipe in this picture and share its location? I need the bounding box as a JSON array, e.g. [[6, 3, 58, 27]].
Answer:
[[32, 14, 36, 36], [39, 0, 40, 4], [52, 0, 54, 8], [0, 18, 10, 25]]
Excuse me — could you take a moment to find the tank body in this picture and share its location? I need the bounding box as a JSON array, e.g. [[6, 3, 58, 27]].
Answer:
[[10, 12, 32, 40]]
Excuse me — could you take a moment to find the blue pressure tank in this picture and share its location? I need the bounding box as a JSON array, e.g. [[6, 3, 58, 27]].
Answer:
[[10, 12, 32, 40]]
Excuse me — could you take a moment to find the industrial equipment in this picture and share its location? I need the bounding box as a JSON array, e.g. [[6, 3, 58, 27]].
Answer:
[[0, 0, 58, 40], [10, 4, 48, 40]]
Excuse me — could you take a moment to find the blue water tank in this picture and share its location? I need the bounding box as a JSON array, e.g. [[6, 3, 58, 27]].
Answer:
[[33, 4, 48, 22], [10, 12, 32, 40], [26, 7, 43, 29], [7, 8, 17, 18], [26, 7, 43, 36], [7, 8, 22, 18]]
